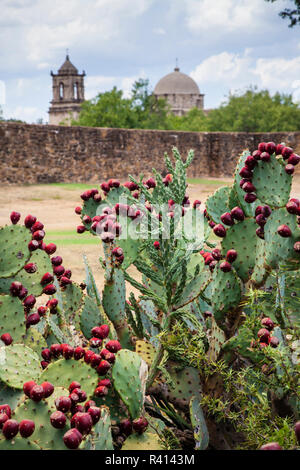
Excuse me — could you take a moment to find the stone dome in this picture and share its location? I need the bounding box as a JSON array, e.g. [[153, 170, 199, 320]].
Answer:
[[154, 67, 200, 95]]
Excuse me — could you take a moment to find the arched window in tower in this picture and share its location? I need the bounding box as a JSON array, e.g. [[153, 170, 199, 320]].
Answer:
[[74, 82, 79, 100], [59, 83, 64, 100]]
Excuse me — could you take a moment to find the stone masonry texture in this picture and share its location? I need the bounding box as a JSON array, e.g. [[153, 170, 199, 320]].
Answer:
[[0, 122, 300, 184]]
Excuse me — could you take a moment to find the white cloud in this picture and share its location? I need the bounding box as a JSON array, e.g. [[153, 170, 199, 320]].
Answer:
[[184, 0, 282, 35], [86, 71, 147, 99], [3, 105, 46, 123], [0, 0, 154, 66], [153, 27, 166, 35], [191, 50, 300, 101]]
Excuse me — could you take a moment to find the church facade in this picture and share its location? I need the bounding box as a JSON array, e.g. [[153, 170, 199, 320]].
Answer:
[[48, 55, 85, 125]]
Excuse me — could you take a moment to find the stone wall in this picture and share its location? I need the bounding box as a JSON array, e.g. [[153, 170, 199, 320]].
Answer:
[[0, 122, 299, 184]]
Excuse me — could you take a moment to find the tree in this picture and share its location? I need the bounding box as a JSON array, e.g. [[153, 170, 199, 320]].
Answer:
[[265, 0, 300, 26], [205, 88, 300, 132], [73, 79, 170, 129], [73, 87, 135, 128]]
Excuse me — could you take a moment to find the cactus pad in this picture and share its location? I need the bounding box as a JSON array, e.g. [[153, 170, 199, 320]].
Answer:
[[205, 186, 231, 224], [210, 266, 242, 327], [0, 344, 42, 389], [41, 358, 98, 398], [122, 431, 164, 450], [14, 386, 71, 450], [0, 294, 26, 342], [252, 155, 291, 208], [23, 328, 47, 356], [79, 295, 104, 340], [264, 208, 300, 269], [0, 383, 23, 410], [135, 340, 156, 367], [207, 317, 226, 362], [112, 349, 146, 419], [0, 437, 41, 450], [0, 225, 31, 278], [164, 364, 202, 407], [13, 250, 53, 297], [221, 218, 258, 282], [189, 396, 209, 450], [84, 407, 114, 450]]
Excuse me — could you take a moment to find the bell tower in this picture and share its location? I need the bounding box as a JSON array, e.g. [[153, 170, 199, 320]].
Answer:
[[48, 54, 85, 125]]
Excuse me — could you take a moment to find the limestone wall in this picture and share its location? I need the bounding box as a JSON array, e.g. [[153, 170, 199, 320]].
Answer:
[[0, 122, 299, 184]]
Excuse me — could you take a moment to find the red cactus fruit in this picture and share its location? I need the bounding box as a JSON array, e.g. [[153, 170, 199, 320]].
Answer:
[[277, 224, 292, 237], [55, 396, 72, 413], [257, 328, 270, 343], [105, 340, 121, 353], [30, 385, 44, 402], [261, 317, 274, 330], [213, 224, 226, 238], [87, 406, 101, 424], [24, 214, 37, 229], [2, 419, 19, 439], [132, 417, 148, 434], [1, 333, 13, 346], [10, 211, 21, 224], [63, 428, 83, 449], [94, 385, 108, 397], [45, 243, 57, 255], [50, 411, 66, 429], [0, 404, 11, 419], [226, 249, 237, 263], [19, 419, 35, 438], [96, 360, 111, 376]]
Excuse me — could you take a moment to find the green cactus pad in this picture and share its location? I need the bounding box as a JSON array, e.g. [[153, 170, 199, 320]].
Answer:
[[186, 253, 205, 278], [207, 317, 226, 362], [165, 364, 202, 406], [175, 270, 211, 309], [23, 328, 47, 356], [94, 388, 129, 424], [233, 151, 262, 217], [222, 326, 264, 364], [0, 344, 42, 389], [252, 155, 292, 208], [102, 269, 132, 349], [0, 383, 23, 410], [205, 186, 231, 224], [102, 269, 125, 324], [58, 282, 84, 323], [0, 437, 41, 450], [41, 359, 98, 398], [189, 396, 209, 450], [117, 214, 141, 269], [14, 386, 71, 450], [78, 295, 104, 340], [221, 218, 258, 282], [251, 238, 269, 287], [14, 250, 53, 296], [210, 265, 242, 327], [0, 294, 26, 342], [112, 349, 146, 419], [122, 431, 164, 450], [83, 407, 114, 450], [0, 225, 31, 278], [0, 250, 53, 297], [135, 340, 156, 367], [81, 198, 101, 231], [264, 208, 300, 269]]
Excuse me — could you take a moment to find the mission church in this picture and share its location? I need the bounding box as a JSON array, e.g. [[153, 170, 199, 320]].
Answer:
[[48, 55, 205, 125]]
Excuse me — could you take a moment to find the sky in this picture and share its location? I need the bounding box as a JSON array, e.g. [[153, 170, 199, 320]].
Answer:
[[0, 0, 300, 123]]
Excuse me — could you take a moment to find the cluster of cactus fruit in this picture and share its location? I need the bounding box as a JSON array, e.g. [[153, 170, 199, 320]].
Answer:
[[0, 143, 299, 450]]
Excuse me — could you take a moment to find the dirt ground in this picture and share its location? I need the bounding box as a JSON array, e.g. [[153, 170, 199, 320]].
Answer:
[[1, 176, 299, 292]]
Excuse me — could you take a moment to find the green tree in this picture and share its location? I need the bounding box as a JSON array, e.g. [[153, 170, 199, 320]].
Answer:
[[74, 87, 135, 128], [265, 0, 300, 27], [73, 79, 170, 129], [205, 88, 300, 132]]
